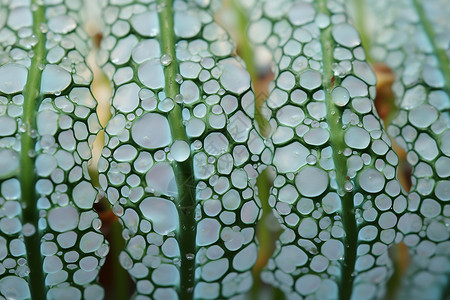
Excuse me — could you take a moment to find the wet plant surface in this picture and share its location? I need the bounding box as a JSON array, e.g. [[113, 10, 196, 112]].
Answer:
[[0, 0, 448, 299]]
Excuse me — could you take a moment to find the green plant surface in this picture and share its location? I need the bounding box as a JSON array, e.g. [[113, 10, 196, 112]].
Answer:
[[96, 0, 270, 299], [0, 0, 108, 299], [244, 0, 411, 299], [348, 0, 450, 298], [0, 0, 448, 299]]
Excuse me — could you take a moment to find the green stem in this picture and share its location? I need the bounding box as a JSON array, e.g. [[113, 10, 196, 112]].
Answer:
[[317, 1, 357, 300], [412, 0, 450, 93], [21, 1, 46, 299], [157, 1, 196, 299], [112, 222, 129, 300]]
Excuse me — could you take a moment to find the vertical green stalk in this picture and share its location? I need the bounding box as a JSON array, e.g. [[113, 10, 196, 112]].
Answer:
[[317, 1, 357, 299], [21, 1, 46, 299], [157, 1, 196, 299], [112, 222, 129, 300]]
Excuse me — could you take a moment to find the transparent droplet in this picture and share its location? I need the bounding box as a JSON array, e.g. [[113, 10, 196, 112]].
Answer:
[[344, 181, 353, 192], [160, 54, 172, 66]]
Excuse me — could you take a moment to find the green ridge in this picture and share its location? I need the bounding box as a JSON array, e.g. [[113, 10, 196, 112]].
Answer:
[[317, 1, 358, 299], [20, 1, 46, 299], [156, 1, 197, 299]]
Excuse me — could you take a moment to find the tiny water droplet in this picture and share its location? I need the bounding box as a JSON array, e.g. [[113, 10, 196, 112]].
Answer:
[[186, 253, 195, 260], [344, 181, 353, 192], [161, 54, 172, 66], [175, 73, 183, 84], [40, 23, 48, 33], [29, 129, 38, 138], [306, 154, 317, 164], [28, 149, 36, 157], [175, 94, 183, 103]]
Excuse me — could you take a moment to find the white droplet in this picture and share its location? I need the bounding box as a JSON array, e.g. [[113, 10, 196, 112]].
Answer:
[[113, 83, 140, 113], [41, 65, 71, 94], [331, 86, 350, 106], [288, 2, 315, 26], [232, 243, 257, 271], [295, 166, 329, 197], [0, 276, 30, 300], [295, 274, 321, 295], [345, 127, 370, 149], [132, 113, 172, 149], [197, 218, 220, 246], [48, 15, 77, 34], [160, 54, 172, 66], [0, 64, 28, 94], [140, 197, 179, 235], [0, 149, 19, 179], [145, 162, 177, 197], [299, 69, 322, 90], [304, 128, 330, 146], [48, 206, 79, 232], [359, 169, 385, 193], [218, 58, 250, 94], [332, 24, 361, 48], [273, 142, 309, 173], [131, 11, 159, 37], [174, 11, 201, 38], [138, 59, 165, 89], [73, 182, 97, 209], [321, 239, 344, 261]]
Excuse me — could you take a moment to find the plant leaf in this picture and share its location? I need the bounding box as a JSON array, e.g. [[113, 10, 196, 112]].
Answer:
[[97, 0, 270, 299], [351, 0, 450, 298], [0, 1, 108, 299], [247, 0, 407, 299]]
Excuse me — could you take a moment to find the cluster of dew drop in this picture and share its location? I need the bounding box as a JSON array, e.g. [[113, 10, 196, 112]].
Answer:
[[247, 0, 410, 299], [0, 1, 108, 299], [365, 0, 450, 298], [97, 0, 271, 299]]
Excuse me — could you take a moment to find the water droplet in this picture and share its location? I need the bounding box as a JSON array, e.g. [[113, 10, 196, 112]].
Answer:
[[344, 181, 353, 192], [160, 54, 172, 66], [170, 140, 190, 162], [306, 154, 317, 164], [0, 64, 28, 94], [331, 86, 350, 107], [39, 23, 48, 33], [186, 253, 195, 260]]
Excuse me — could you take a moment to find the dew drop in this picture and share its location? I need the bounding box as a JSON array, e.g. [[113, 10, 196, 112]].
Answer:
[[132, 113, 172, 149], [331, 86, 350, 107], [344, 181, 353, 192], [170, 140, 190, 162], [332, 24, 361, 48], [359, 169, 385, 193], [160, 54, 172, 66], [0, 64, 28, 94]]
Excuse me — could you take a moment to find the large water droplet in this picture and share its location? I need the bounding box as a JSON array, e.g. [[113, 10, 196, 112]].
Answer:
[[41, 65, 71, 94], [0, 64, 28, 94], [140, 197, 179, 235], [170, 140, 190, 162], [131, 113, 172, 149]]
